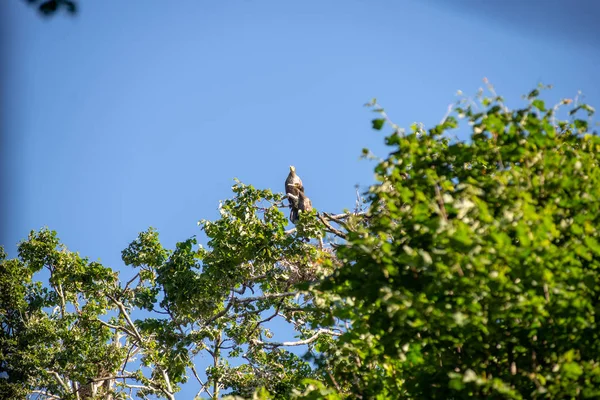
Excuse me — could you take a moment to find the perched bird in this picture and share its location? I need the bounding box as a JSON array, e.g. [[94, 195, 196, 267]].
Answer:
[[285, 166, 305, 223], [285, 166, 304, 198]]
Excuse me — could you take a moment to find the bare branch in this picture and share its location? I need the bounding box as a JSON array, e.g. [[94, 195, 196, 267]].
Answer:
[[121, 343, 141, 375], [439, 103, 454, 125], [122, 272, 140, 292], [107, 294, 144, 343], [56, 284, 66, 318], [322, 212, 352, 231], [234, 291, 298, 304], [434, 184, 448, 222], [201, 291, 235, 328], [47, 370, 70, 393], [247, 292, 288, 340], [254, 329, 341, 348], [160, 368, 174, 399], [318, 214, 347, 239], [97, 319, 136, 338], [120, 383, 153, 390], [73, 381, 81, 400], [323, 211, 366, 221], [31, 389, 62, 399], [89, 374, 134, 383], [191, 364, 213, 398]]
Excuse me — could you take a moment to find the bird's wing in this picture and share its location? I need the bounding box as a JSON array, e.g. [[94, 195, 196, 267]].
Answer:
[[303, 197, 313, 212]]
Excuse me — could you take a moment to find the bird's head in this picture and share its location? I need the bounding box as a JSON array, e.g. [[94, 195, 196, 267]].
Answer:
[[289, 165, 296, 173]]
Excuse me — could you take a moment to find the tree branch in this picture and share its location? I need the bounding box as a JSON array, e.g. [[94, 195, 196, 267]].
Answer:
[[234, 291, 298, 304], [107, 294, 144, 343], [121, 343, 141, 375], [97, 318, 136, 339], [31, 389, 62, 399], [122, 272, 140, 293], [160, 367, 175, 399], [89, 374, 134, 383], [201, 291, 235, 328], [434, 184, 448, 222], [191, 364, 213, 398], [254, 329, 341, 347], [47, 370, 70, 393], [318, 213, 347, 239]]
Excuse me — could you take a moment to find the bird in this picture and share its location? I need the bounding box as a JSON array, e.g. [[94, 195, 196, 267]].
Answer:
[[285, 166, 305, 223], [285, 165, 304, 198]]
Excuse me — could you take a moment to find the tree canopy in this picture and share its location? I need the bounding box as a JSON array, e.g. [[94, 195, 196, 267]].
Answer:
[[2, 84, 599, 399]]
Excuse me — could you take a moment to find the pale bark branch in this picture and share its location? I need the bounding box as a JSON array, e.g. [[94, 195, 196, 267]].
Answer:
[[234, 291, 298, 304], [160, 368, 175, 399], [47, 370, 70, 393], [191, 364, 213, 398], [255, 329, 341, 347], [434, 184, 448, 221], [120, 383, 152, 390], [318, 213, 347, 239], [107, 295, 144, 343], [31, 389, 62, 399], [97, 319, 136, 338], [89, 374, 134, 383]]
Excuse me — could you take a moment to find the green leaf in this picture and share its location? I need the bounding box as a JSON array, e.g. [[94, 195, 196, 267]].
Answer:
[[372, 118, 385, 130], [532, 99, 546, 111], [528, 89, 540, 99]]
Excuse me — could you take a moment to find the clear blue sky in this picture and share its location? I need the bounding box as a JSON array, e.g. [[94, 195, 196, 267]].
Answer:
[[2, 0, 599, 397]]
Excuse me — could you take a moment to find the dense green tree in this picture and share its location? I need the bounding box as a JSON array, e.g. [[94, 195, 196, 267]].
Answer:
[[0, 182, 349, 399], [309, 84, 600, 399], [2, 84, 598, 399]]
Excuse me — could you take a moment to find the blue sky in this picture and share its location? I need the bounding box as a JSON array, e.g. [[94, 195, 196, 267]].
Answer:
[[2, 0, 600, 397], [3, 0, 600, 262]]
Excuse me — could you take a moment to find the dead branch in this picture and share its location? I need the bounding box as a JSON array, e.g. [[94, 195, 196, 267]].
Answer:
[[254, 328, 342, 348], [318, 214, 347, 239], [234, 291, 298, 304]]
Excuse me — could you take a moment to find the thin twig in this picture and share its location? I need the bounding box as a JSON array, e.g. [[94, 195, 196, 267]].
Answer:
[[439, 103, 454, 125], [191, 364, 213, 398], [122, 273, 140, 293], [434, 184, 448, 222]]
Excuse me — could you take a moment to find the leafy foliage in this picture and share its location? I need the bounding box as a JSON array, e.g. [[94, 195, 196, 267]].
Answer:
[[1, 181, 346, 399], [2, 84, 599, 399], [314, 84, 600, 399]]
